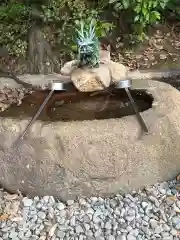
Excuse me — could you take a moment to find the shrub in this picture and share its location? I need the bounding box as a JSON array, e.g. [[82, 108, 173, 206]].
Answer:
[[109, 0, 172, 41], [0, 0, 113, 58]]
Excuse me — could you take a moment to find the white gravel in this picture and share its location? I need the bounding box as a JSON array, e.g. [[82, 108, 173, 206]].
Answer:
[[0, 177, 179, 240]]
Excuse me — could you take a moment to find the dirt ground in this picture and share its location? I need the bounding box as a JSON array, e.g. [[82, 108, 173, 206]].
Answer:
[[111, 24, 180, 71]]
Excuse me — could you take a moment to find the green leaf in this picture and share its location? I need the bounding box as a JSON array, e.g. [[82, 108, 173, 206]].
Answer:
[[142, 7, 148, 16], [152, 1, 158, 8], [114, 2, 123, 10], [150, 11, 161, 23], [71, 45, 78, 51], [134, 15, 140, 22], [134, 5, 141, 13], [122, 0, 130, 9]]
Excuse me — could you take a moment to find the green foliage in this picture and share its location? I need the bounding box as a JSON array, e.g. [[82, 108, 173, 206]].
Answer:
[[1, 0, 180, 60], [40, 0, 113, 55], [0, 23, 28, 57], [0, 2, 31, 22], [0, 0, 112, 58], [75, 20, 100, 68], [0, 1, 31, 56], [166, 0, 180, 20], [109, 0, 171, 41]]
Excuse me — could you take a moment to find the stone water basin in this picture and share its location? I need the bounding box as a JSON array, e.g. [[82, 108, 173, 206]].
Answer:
[[0, 79, 179, 200]]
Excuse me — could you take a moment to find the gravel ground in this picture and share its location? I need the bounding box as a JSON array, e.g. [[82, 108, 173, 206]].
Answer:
[[0, 176, 179, 240]]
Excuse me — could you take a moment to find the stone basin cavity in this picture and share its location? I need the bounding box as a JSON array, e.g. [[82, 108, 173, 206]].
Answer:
[[0, 79, 179, 201], [0, 88, 153, 122]]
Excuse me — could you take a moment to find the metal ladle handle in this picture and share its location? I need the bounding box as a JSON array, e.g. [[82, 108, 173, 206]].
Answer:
[[17, 89, 54, 141], [125, 87, 148, 133], [14, 81, 72, 145], [114, 79, 148, 133]]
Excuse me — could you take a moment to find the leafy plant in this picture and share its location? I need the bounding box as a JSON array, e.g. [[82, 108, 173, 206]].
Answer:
[[70, 16, 113, 60], [109, 0, 170, 41], [0, 0, 112, 59], [75, 20, 100, 68], [0, 2, 31, 22]]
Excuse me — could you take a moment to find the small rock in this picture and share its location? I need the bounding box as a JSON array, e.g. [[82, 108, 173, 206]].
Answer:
[[160, 54, 167, 60], [90, 197, 98, 204], [93, 215, 101, 224], [83, 214, 91, 223], [49, 196, 55, 205], [141, 202, 149, 209], [79, 198, 86, 206], [43, 196, 50, 203], [70, 216, 76, 226], [84, 223, 90, 231], [57, 216, 65, 225], [94, 229, 102, 237], [155, 225, 163, 234], [127, 234, 136, 240], [110, 199, 118, 208], [56, 202, 65, 211], [25, 230, 32, 238], [150, 219, 159, 229], [176, 201, 180, 209], [85, 207, 94, 215], [10, 217, 23, 222], [107, 236, 115, 240], [59, 209, 66, 218], [126, 226, 132, 232], [166, 198, 174, 206], [117, 235, 127, 240], [38, 211, 46, 219], [114, 208, 121, 216], [67, 200, 74, 206], [125, 215, 135, 222], [170, 228, 177, 236], [172, 216, 180, 229], [143, 215, 150, 223], [171, 189, 177, 195], [75, 225, 84, 234], [163, 224, 171, 232], [56, 230, 65, 238], [22, 198, 33, 207], [2, 233, 9, 240], [9, 231, 18, 239], [61, 60, 78, 76], [148, 196, 160, 207], [105, 222, 112, 230], [85, 230, 93, 237], [49, 223, 58, 237], [39, 237, 46, 240], [129, 229, 139, 237], [161, 232, 171, 238]]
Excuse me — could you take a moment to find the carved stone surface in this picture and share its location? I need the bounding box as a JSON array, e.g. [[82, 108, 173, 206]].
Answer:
[[70, 64, 111, 92], [0, 80, 179, 200]]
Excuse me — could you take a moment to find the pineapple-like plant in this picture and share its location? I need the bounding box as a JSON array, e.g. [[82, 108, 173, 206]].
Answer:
[[75, 20, 100, 68]]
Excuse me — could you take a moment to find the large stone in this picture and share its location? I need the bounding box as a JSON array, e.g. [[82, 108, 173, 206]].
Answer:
[[70, 64, 111, 92], [60, 60, 78, 76], [0, 79, 180, 200], [109, 61, 129, 83]]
